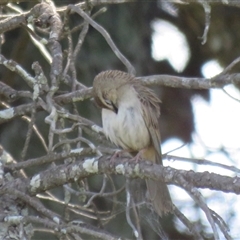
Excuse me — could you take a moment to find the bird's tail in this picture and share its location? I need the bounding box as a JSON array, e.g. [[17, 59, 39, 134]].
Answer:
[[146, 178, 173, 216], [143, 146, 173, 216]]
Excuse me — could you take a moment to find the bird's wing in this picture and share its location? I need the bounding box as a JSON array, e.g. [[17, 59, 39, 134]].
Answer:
[[132, 82, 162, 164]]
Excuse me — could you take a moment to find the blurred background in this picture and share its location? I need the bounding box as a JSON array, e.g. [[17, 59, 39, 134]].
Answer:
[[1, 0, 240, 239]]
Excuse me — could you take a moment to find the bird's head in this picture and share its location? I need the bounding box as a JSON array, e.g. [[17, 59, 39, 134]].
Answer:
[[93, 70, 134, 113]]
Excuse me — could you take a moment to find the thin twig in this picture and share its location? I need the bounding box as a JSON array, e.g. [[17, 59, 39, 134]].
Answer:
[[20, 101, 37, 161], [0, 101, 48, 152], [68, 4, 135, 75], [199, 0, 211, 45], [125, 178, 139, 238], [174, 206, 204, 240], [165, 154, 240, 173]]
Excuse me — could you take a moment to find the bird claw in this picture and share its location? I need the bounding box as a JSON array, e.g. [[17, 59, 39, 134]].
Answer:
[[129, 151, 143, 163], [109, 149, 124, 164], [109, 149, 134, 165]]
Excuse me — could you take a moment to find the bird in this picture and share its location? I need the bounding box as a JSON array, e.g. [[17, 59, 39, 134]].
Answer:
[[93, 70, 173, 216]]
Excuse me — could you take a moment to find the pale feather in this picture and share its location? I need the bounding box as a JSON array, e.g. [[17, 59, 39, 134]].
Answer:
[[102, 84, 150, 151]]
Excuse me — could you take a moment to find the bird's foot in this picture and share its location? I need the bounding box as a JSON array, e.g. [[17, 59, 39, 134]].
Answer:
[[129, 150, 143, 163], [109, 149, 133, 165], [109, 149, 125, 164]]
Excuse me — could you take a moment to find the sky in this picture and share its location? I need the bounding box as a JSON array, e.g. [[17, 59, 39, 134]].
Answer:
[[151, 19, 240, 238]]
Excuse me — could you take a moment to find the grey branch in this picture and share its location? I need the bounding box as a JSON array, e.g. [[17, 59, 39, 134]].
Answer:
[[1, 71, 240, 124], [2, 157, 238, 196], [67, 4, 135, 75]]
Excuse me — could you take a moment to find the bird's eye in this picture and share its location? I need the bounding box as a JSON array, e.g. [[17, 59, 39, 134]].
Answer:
[[103, 98, 118, 114], [104, 98, 112, 106]]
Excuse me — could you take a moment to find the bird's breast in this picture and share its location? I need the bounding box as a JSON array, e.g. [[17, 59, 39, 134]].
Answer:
[[102, 104, 150, 151]]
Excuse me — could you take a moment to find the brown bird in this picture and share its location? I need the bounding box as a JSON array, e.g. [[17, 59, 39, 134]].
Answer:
[[93, 70, 173, 216]]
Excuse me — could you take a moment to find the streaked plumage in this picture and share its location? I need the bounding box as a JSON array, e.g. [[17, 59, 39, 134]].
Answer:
[[93, 70, 173, 216]]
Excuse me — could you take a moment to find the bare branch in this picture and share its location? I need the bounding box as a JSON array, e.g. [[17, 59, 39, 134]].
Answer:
[[1, 1, 240, 239], [67, 4, 135, 75], [3, 157, 238, 196]]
